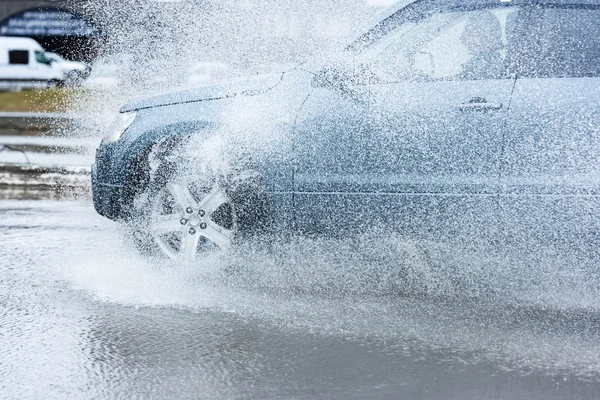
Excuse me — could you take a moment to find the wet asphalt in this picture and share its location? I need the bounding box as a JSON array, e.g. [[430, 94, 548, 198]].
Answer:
[[2, 195, 600, 399]]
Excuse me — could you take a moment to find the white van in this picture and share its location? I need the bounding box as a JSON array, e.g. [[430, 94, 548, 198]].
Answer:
[[0, 37, 64, 90]]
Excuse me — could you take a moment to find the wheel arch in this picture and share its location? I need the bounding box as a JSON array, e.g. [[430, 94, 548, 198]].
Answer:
[[119, 120, 219, 219]]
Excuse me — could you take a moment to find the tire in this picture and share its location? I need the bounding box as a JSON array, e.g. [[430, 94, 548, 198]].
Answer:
[[126, 155, 271, 261], [65, 71, 84, 87], [48, 79, 64, 88]]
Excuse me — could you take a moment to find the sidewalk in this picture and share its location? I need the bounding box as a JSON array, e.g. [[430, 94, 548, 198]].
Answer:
[[0, 112, 97, 196], [0, 112, 75, 135]]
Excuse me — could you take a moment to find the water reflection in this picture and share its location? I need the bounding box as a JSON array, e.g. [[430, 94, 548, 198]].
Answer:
[[2, 200, 600, 399], [0, 186, 90, 201]]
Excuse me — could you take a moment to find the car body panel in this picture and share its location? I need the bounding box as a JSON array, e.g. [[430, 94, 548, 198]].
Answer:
[[93, 69, 314, 225], [120, 73, 284, 112], [501, 77, 600, 252], [293, 0, 526, 238], [494, 4, 600, 255]]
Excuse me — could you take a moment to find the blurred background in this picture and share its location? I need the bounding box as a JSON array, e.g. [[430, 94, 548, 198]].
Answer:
[[0, 0, 392, 196], [0, 0, 390, 94]]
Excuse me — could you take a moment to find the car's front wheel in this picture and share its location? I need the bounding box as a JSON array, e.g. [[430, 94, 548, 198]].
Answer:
[[149, 177, 237, 260], [128, 161, 270, 261], [64, 70, 85, 87]]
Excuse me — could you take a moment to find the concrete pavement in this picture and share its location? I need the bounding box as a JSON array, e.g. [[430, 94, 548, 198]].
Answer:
[[0, 112, 96, 195]]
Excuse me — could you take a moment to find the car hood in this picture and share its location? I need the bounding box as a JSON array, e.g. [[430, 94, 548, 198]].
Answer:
[[120, 73, 284, 113], [58, 60, 87, 70]]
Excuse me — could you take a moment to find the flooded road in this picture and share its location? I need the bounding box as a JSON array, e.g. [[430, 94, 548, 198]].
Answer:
[[2, 197, 600, 399]]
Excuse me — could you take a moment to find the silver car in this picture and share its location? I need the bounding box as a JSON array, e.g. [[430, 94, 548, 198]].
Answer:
[[92, 0, 600, 263]]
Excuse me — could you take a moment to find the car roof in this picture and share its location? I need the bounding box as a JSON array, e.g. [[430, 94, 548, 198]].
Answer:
[[377, 0, 600, 18], [369, 0, 600, 24], [348, 0, 600, 51], [386, 0, 600, 9]]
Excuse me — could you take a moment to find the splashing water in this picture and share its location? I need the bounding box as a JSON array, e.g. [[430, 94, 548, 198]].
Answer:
[[36, 0, 600, 383]]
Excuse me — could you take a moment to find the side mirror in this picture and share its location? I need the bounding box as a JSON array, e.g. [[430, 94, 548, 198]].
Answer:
[[311, 64, 348, 89], [413, 51, 434, 77], [312, 63, 379, 91]]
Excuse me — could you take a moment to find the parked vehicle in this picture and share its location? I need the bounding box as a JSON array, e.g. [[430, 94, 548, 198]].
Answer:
[[0, 37, 64, 90], [46, 52, 91, 86], [92, 0, 600, 262]]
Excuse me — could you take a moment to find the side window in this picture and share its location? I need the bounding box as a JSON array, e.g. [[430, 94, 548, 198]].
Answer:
[[362, 7, 522, 82], [35, 51, 51, 66], [521, 8, 600, 78], [8, 50, 29, 65]]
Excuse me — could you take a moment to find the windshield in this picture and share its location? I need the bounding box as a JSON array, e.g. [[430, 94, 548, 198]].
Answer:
[[35, 51, 52, 66]]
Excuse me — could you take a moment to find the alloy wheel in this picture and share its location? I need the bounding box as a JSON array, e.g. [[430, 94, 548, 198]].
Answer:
[[149, 179, 236, 260]]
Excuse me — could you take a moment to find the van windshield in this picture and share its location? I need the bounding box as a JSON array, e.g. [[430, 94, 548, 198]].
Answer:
[[35, 51, 52, 66]]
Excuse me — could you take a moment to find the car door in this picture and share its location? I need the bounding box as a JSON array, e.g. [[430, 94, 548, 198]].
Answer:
[[501, 4, 600, 257], [294, 2, 526, 245], [293, 74, 373, 234]]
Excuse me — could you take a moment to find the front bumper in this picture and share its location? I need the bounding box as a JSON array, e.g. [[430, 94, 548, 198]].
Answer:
[[92, 164, 124, 220]]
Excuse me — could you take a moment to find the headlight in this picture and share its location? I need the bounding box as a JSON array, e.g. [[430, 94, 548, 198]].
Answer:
[[105, 111, 136, 142]]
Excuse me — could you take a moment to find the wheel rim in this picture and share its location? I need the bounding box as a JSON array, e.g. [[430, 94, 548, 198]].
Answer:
[[149, 179, 237, 261]]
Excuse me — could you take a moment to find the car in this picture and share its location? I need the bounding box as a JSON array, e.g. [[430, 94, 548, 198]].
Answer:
[[46, 52, 91, 86], [0, 37, 64, 90], [92, 0, 600, 262]]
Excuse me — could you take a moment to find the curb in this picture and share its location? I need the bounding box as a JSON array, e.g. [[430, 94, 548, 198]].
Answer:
[[0, 112, 76, 135], [0, 163, 91, 191]]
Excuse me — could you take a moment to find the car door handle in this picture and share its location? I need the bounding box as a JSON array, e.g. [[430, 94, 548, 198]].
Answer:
[[458, 97, 503, 112]]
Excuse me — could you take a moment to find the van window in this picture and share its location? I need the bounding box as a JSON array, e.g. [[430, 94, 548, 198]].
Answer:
[[8, 50, 29, 65], [35, 51, 51, 66]]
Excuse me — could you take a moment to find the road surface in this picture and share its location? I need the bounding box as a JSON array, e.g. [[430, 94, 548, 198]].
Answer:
[[1, 196, 600, 399]]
